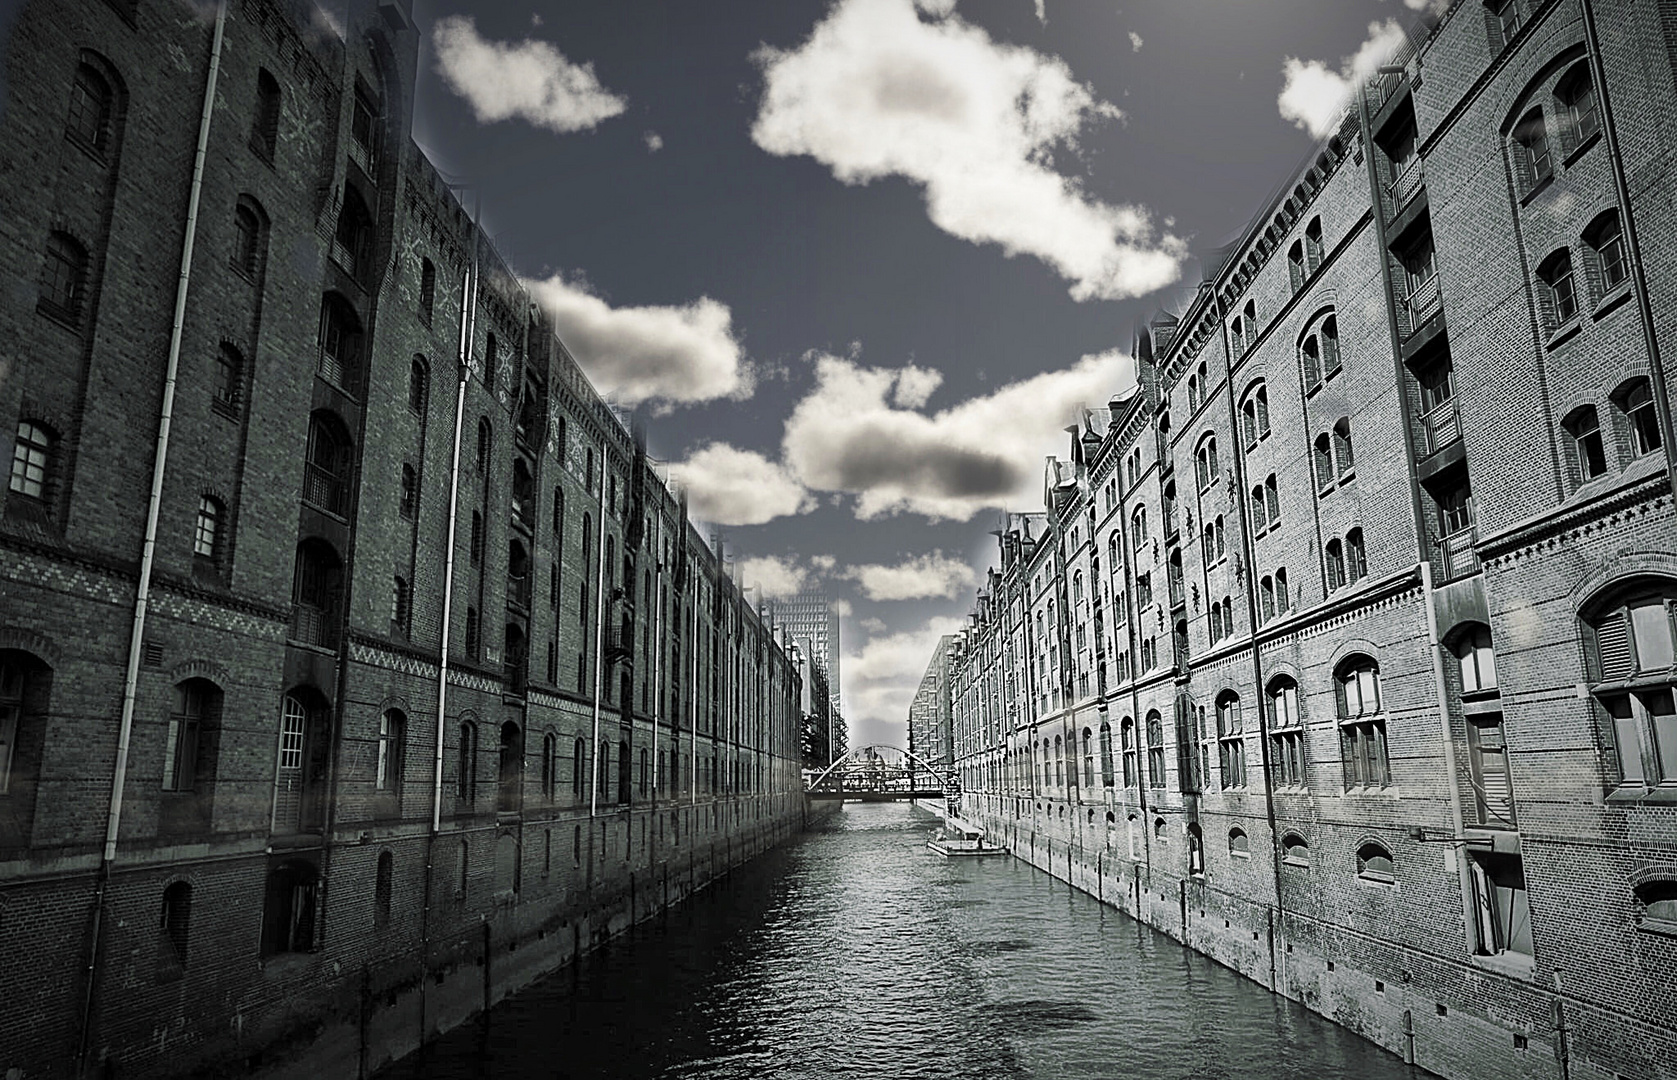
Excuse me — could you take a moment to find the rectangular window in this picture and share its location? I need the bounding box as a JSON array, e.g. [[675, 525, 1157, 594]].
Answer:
[[1467, 715, 1515, 827], [1468, 851, 1533, 957]]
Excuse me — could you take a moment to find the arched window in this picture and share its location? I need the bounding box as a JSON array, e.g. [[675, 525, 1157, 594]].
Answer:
[[1098, 721, 1114, 787], [1145, 711, 1166, 788], [1053, 735, 1064, 788], [232, 199, 266, 277], [158, 881, 192, 980], [1554, 63, 1599, 153], [1132, 506, 1148, 548], [1333, 418, 1354, 477], [251, 69, 281, 161], [1336, 656, 1389, 789], [1584, 578, 1677, 786], [374, 852, 393, 930], [1282, 832, 1311, 867], [1269, 675, 1305, 787], [376, 709, 405, 793], [457, 720, 479, 801], [1513, 107, 1552, 192], [408, 356, 429, 414], [1120, 716, 1137, 787], [317, 294, 363, 392], [1260, 575, 1276, 622], [1314, 433, 1335, 491], [1563, 405, 1608, 483], [1357, 841, 1396, 882], [211, 343, 244, 414], [67, 62, 114, 153], [1537, 249, 1578, 327], [261, 859, 319, 955], [1195, 436, 1219, 491], [572, 736, 587, 798], [1584, 210, 1627, 293], [1276, 567, 1290, 613], [1615, 379, 1663, 458], [162, 679, 222, 806], [476, 417, 492, 474], [499, 721, 523, 812], [541, 732, 558, 798], [1301, 335, 1322, 390], [1216, 692, 1245, 789], [1325, 539, 1345, 591], [1187, 823, 1204, 876], [1305, 217, 1324, 271], [399, 464, 418, 520], [332, 185, 374, 278], [1287, 240, 1306, 292], [1228, 828, 1250, 856], [40, 232, 88, 322], [464, 605, 480, 660], [1187, 373, 1200, 411], [1082, 727, 1095, 788], [419, 258, 437, 326], [290, 539, 342, 648], [302, 411, 352, 515], [1346, 528, 1367, 583], [1320, 315, 1342, 378], [1635, 879, 1677, 934]]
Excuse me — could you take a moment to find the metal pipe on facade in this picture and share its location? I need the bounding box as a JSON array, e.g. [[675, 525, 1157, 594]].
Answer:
[[432, 194, 479, 836], [588, 467, 607, 816], [79, 5, 225, 1071]]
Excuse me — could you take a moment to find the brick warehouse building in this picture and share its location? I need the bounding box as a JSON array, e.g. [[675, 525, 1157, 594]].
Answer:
[[0, 1, 807, 1077], [946, 2, 1677, 1079]]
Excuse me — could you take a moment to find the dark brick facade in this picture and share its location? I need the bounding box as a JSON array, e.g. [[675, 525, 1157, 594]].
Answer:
[[0, 2, 806, 1077], [948, 3, 1676, 1079]]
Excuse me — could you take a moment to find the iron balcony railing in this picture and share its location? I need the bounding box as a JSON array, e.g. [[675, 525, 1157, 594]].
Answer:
[[1404, 274, 1442, 335], [1438, 527, 1480, 582], [507, 573, 531, 611], [290, 604, 338, 650], [1420, 399, 1461, 456], [510, 493, 534, 532], [302, 463, 347, 516], [1389, 158, 1424, 211]]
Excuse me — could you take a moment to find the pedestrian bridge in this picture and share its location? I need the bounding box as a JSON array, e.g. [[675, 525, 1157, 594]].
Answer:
[[803, 745, 956, 801]]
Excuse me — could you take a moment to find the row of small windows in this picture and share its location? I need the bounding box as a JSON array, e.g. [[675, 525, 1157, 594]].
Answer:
[[1325, 529, 1368, 592], [1534, 210, 1629, 332], [1510, 63, 1599, 197], [1312, 420, 1355, 491], [1561, 377, 1662, 487]]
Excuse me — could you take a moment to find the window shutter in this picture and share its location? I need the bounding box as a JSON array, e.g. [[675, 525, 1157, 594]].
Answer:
[[1595, 611, 1633, 680]]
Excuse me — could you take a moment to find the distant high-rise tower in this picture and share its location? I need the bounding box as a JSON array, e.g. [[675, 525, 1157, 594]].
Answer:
[[760, 591, 842, 717]]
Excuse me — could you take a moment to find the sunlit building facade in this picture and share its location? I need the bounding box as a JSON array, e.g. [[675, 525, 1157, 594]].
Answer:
[[947, 3, 1677, 1078], [0, 1, 804, 1077]]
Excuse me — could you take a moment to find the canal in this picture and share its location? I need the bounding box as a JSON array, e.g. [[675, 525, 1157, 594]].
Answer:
[[382, 802, 1425, 1080]]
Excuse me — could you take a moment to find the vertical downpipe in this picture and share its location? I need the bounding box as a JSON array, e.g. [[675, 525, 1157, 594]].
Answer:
[[588, 479, 607, 816], [77, 6, 224, 1074]]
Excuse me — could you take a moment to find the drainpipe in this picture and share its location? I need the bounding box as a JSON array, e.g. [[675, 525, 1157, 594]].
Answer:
[[588, 469, 606, 816], [76, 7, 225, 1074], [1579, 0, 1677, 498], [1421, 558, 1474, 948], [432, 195, 479, 835]]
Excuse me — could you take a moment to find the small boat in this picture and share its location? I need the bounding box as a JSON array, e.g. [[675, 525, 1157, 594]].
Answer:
[[928, 822, 1007, 857]]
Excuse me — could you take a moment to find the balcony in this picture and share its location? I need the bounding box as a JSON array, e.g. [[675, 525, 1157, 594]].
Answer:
[[1404, 275, 1442, 336], [1389, 158, 1424, 212], [1420, 399, 1461, 456], [510, 493, 534, 533], [1438, 528, 1480, 582], [606, 617, 634, 663], [507, 573, 531, 612], [289, 605, 338, 650], [302, 464, 348, 516]]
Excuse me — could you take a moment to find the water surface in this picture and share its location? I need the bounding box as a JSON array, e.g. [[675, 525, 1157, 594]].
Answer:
[[384, 802, 1422, 1079]]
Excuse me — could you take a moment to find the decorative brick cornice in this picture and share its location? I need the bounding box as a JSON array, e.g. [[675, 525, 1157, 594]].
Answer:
[[1478, 472, 1670, 563]]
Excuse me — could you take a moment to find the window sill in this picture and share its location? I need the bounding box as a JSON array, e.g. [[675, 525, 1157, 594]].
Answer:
[[1470, 950, 1535, 979], [1544, 319, 1582, 350], [1561, 130, 1601, 169], [1636, 916, 1677, 939], [1358, 871, 1397, 886], [35, 299, 83, 332], [1338, 469, 1355, 485], [1606, 784, 1677, 805], [1282, 856, 1311, 869], [211, 397, 242, 421], [1518, 173, 1554, 207], [1592, 284, 1632, 321], [1230, 850, 1250, 859]]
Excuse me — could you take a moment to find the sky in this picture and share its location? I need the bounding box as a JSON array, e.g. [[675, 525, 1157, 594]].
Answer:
[[407, 0, 1439, 749]]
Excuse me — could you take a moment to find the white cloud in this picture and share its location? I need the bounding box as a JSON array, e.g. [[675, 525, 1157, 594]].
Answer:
[[751, 0, 1184, 301], [913, 0, 957, 14], [1128, 31, 1144, 53], [432, 15, 628, 134], [667, 442, 814, 526], [1402, 0, 1449, 11], [843, 616, 965, 747], [735, 555, 811, 598], [891, 364, 943, 408], [782, 350, 1132, 520], [1278, 19, 1407, 139], [841, 551, 977, 601], [643, 130, 664, 152], [524, 274, 751, 408], [1034, 0, 1046, 25]]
